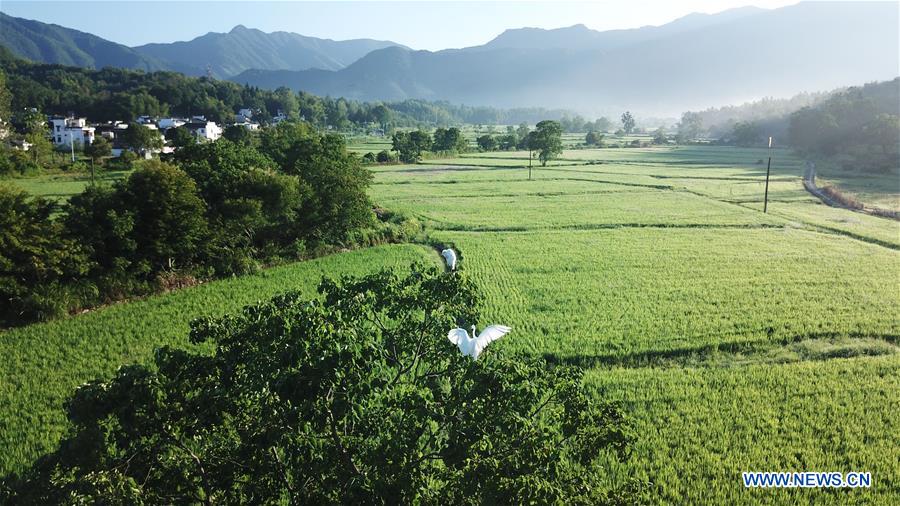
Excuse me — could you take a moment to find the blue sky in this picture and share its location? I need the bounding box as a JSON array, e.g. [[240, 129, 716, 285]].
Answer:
[[2, 1, 798, 50]]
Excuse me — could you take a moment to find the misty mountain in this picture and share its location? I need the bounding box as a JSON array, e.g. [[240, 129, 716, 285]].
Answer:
[[0, 13, 405, 77], [0, 12, 165, 71], [132, 25, 406, 78], [232, 2, 900, 115], [476, 6, 764, 52]]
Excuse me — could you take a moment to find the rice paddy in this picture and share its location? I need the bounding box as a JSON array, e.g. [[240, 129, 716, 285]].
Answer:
[[2, 142, 898, 503]]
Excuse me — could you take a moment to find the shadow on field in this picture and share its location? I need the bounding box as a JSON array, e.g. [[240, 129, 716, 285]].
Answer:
[[542, 332, 900, 370]]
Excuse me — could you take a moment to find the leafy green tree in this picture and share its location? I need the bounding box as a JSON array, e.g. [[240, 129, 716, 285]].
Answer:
[[24, 130, 53, 165], [731, 121, 764, 147], [118, 161, 208, 272], [392, 130, 432, 163], [585, 131, 604, 146], [432, 127, 467, 152], [864, 113, 899, 155], [121, 122, 163, 153], [515, 122, 530, 149], [84, 135, 111, 164], [0, 69, 10, 129], [3, 267, 635, 503], [166, 126, 196, 148], [222, 124, 252, 145], [0, 186, 90, 324], [676, 112, 703, 142], [592, 117, 613, 133], [371, 103, 392, 129], [530, 120, 564, 166], [477, 134, 497, 151], [497, 133, 518, 150], [621, 112, 636, 135], [273, 86, 300, 120], [376, 149, 393, 163], [652, 128, 668, 145], [175, 140, 300, 271]]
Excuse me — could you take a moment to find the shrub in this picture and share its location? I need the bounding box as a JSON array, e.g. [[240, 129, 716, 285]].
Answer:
[[0, 186, 91, 325], [376, 149, 393, 163], [2, 267, 634, 503]]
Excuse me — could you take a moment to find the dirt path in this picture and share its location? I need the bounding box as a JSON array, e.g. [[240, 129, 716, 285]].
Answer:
[[802, 161, 899, 220]]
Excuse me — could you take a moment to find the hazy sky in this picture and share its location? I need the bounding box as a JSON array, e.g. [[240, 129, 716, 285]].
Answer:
[[2, 0, 801, 50]]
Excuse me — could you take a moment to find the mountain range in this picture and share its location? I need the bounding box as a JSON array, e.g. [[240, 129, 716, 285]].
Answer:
[[1, 2, 898, 115], [0, 12, 403, 78]]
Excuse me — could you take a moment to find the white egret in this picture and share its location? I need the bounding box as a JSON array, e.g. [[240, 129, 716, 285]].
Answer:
[[447, 325, 511, 360], [441, 248, 457, 270]]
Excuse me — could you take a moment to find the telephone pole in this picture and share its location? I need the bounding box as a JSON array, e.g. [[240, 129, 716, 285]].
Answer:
[[763, 136, 773, 213]]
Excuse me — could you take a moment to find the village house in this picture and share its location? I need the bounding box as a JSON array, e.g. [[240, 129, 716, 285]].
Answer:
[[49, 116, 95, 147], [158, 117, 187, 130], [184, 120, 223, 141]]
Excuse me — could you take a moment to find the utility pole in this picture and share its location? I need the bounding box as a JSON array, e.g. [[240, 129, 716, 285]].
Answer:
[[528, 150, 533, 180], [763, 136, 773, 213], [70, 134, 75, 163]]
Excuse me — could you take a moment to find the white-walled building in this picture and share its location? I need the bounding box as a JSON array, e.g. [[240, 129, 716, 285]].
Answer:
[[158, 118, 187, 130], [50, 117, 95, 147], [184, 120, 222, 142]]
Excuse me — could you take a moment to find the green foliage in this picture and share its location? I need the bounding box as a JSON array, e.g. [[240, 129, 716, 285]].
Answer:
[[120, 122, 163, 152], [0, 49, 579, 130], [391, 130, 433, 163], [222, 124, 253, 145], [620, 112, 635, 135], [0, 186, 90, 325], [175, 139, 301, 271], [3, 267, 633, 504], [585, 131, 604, 146], [476, 134, 497, 151], [376, 149, 394, 163], [676, 111, 703, 142], [432, 126, 467, 152], [165, 126, 196, 149], [0, 69, 11, 126], [83, 135, 111, 162], [652, 128, 667, 145], [730, 121, 763, 147], [530, 120, 563, 166]]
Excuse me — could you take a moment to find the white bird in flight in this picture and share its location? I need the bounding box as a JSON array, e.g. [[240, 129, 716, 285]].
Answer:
[[447, 325, 511, 360], [441, 248, 457, 270]]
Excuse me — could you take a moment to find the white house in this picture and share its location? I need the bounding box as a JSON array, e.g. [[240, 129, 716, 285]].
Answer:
[[233, 116, 260, 130], [158, 118, 187, 130], [184, 120, 222, 142], [49, 117, 95, 147]]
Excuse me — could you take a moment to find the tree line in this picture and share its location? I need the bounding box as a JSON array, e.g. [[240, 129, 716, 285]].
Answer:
[[0, 122, 406, 327], [0, 47, 581, 132], [674, 78, 899, 173]]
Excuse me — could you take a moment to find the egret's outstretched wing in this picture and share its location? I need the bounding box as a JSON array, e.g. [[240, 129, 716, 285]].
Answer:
[[473, 325, 511, 359], [447, 327, 468, 346]]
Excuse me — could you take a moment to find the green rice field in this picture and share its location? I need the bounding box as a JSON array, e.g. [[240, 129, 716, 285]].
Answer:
[[2, 143, 898, 503]]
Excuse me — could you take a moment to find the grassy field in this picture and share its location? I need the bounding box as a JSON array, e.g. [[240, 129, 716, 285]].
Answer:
[[370, 144, 900, 503], [2, 142, 898, 503], [3, 168, 130, 203], [0, 244, 441, 477]]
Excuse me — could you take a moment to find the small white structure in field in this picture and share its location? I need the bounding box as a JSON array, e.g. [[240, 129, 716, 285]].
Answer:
[[447, 325, 511, 360], [441, 248, 457, 270]]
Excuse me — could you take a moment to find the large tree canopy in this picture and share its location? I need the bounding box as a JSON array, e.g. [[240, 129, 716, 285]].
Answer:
[[2, 267, 635, 504]]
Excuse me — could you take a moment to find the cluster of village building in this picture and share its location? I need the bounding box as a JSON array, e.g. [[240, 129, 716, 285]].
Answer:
[[47, 108, 286, 155]]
